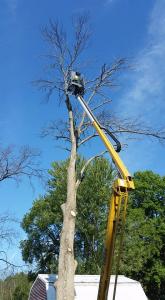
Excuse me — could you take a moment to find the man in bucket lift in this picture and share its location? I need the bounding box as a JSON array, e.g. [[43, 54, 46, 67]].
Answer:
[[67, 71, 85, 96]]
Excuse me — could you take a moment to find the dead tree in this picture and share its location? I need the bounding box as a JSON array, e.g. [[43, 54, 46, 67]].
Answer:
[[0, 213, 25, 277], [35, 15, 165, 300], [0, 145, 44, 274]]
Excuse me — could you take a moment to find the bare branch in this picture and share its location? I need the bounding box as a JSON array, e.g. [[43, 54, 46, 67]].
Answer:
[[86, 59, 127, 94], [0, 146, 45, 184], [41, 120, 71, 143], [0, 250, 27, 275], [69, 14, 91, 68], [0, 213, 26, 274], [76, 150, 107, 190], [56, 145, 71, 153], [41, 20, 67, 58], [0, 258, 26, 269], [91, 99, 112, 112], [0, 214, 18, 249], [78, 133, 98, 147], [114, 128, 165, 140], [97, 112, 165, 142], [77, 60, 127, 135]]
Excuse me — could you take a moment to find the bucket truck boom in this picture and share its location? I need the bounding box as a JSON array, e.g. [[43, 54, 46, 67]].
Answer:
[[67, 71, 135, 300]]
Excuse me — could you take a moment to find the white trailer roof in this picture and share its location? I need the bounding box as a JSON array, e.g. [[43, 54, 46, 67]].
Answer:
[[31, 274, 147, 300]]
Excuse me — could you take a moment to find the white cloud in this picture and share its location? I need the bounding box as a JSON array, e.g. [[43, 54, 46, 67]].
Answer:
[[118, 0, 165, 128], [115, 1, 165, 173]]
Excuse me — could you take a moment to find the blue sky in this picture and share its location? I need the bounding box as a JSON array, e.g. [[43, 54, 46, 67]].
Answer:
[[0, 0, 165, 271]]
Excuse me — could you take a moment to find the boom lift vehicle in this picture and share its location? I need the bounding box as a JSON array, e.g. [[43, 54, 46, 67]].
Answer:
[[67, 71, 135, 300]]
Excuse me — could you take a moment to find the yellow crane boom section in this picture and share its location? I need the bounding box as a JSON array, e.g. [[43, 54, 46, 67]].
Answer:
[[93, 121, 134, 188], [76, 95, 135, 300]]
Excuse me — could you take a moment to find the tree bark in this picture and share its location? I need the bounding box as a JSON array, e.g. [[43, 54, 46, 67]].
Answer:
[[56, 95, 77, 300]]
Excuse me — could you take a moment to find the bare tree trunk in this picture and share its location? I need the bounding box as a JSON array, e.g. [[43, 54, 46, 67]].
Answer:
[[56, 96, 77, 300]]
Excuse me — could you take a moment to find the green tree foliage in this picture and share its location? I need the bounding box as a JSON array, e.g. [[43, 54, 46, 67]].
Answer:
[[120, 171, 165, 300], [21, 163, 165, 300], [0, 272, 32, 300], [21, 157, 114, 274]]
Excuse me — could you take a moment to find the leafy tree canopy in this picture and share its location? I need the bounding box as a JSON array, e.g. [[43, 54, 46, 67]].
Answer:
[[121, 171, 165, 300], [21, 157, 114, 274], [21, 163, 165, 300]]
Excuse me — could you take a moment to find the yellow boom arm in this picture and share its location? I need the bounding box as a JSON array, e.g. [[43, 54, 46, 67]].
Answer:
[[76, 95, 135, 300]]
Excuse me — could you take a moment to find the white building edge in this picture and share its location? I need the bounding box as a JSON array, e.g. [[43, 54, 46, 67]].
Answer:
[[29, 274, 148, 300]]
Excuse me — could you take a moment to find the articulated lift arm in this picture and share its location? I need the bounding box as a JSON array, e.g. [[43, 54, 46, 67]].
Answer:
[[67, 72, 135, 300]]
